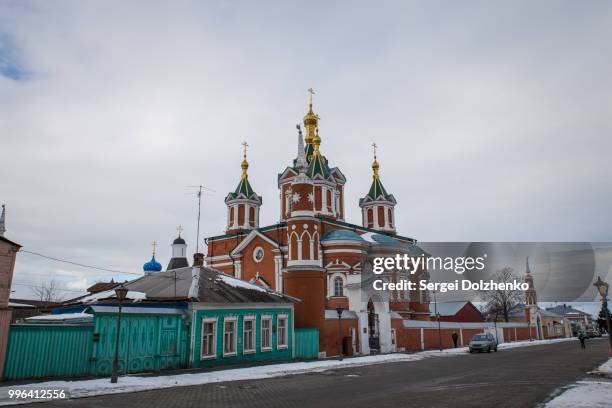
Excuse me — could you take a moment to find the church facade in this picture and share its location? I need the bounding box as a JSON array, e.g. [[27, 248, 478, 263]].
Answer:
[[204, 93, 431, 356]]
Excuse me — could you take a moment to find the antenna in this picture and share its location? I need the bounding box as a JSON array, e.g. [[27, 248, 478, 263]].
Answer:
[[186, 185, 215, 254]]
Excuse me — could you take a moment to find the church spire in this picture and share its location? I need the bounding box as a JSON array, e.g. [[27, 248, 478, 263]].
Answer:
[[232, 141, 256, 197], [366, 143, 390, 200], [0, 204, 5, 237], [372, 142, 380, 179], [303, 88, 319, 162], [526, 256, 531, 275], [225, 142, 262, 232], [241, 141, 249, 180], [359, 143, 397, 233], [295, 124, 308, 172]]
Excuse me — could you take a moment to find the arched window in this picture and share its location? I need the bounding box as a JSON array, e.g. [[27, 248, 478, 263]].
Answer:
[[377, 206, 385, 228], [367, 208, 374, 228], [301, 233, 310, 260], [229, 206, 235, 227], [388, 208, 393, 228], [290, 233, 299, 260], [326, 189, 332, 212], [249, 206, 255, 227], [238, 204, 245, 226], [334, 276, 344, 297]]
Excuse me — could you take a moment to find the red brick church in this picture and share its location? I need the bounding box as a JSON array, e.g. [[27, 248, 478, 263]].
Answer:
[[204, 92, 432, 356]]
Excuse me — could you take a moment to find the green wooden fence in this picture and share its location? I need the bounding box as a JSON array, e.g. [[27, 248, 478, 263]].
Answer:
[[3, 324, 94, 381], [295, 328, 319, 359], [90, 313, 189, 375]]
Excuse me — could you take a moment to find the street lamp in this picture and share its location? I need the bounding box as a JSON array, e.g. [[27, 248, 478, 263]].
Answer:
[[336, 307, 344, 361], [593, 276, 612, 356], [111, 285, 129, 383]]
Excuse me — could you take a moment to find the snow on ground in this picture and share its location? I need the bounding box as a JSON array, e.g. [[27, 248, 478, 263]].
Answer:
[[591, 358, 612, 377], [545, 359, 612, 408], [544, 381, 612, 408], [0, 337, 580, 406]]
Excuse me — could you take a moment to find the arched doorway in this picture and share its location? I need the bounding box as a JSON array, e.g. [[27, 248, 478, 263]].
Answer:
[[367, 300, 380, 351]]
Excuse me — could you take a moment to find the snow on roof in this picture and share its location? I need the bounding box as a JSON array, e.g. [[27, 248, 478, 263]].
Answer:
[[360, 232, 376, 242], [26, 312, 92, 322], [76, 289, 147, 304], [217, 274, 271, 294], [8, 301, 35, 308]]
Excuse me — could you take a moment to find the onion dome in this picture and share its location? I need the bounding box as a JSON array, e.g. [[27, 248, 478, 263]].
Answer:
[[143, 256, 162, 272], [366, 145, 392, 200], [303, 88, 320, 162], [143, 241, 163, 272], [306, 128, 331, 178], [226, 142, 261, 201], [173, 236, 186, 245]]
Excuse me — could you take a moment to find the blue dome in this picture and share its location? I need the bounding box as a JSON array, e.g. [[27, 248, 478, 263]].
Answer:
[[143, 255, 162, 272], [321, 229, 364, 242], [371, 234, 399, 245]]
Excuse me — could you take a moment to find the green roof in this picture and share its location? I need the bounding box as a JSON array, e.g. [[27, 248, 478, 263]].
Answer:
[[367, 177, 391, 200], [227, 176, 259, 200], [305, 143, 315, 163], [307, 153, 331, 179]]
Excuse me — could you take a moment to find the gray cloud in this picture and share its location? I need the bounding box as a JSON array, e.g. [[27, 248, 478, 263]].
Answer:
[[1, 0, 611, 298]]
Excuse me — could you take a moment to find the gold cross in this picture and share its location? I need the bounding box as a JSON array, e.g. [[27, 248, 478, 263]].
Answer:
[[308, 88, 315, 106], [372, 142, 378, 160], [242, 141, 249, 159], [177, 225, 183, 237], [152, 240, 157, 256]]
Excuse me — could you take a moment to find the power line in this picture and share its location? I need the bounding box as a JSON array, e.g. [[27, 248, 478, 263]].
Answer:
[[11, 282, 85, 293], [19, 249, 141, 276]]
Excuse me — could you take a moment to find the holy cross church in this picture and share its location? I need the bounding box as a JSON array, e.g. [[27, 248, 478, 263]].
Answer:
[[203, 91, 432, 356]]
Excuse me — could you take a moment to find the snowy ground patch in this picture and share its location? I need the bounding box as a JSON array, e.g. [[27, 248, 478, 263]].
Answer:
[[0, 337, 580, 406], [545, 359, 612, 408], [544, 381, 612, 408], [590, 358, 612, 378]]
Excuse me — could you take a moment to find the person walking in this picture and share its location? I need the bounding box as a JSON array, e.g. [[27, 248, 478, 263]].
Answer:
[[578, 332, 586, 349], [452, 332, 459, 348]]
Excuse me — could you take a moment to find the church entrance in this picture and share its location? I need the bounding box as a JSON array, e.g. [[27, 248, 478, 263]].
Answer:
[[367, 300, 380, 352]]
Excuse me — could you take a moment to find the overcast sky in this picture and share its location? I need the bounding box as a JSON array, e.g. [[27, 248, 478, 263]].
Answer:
[[1, 1, 611, 299]]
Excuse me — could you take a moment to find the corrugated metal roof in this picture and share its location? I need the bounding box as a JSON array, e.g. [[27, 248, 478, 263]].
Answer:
[[125, 266, 298, 304]]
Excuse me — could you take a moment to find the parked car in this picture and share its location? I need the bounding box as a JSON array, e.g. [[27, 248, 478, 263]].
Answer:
[[586, 328, 600, 338], [469, 333, 498, 353]]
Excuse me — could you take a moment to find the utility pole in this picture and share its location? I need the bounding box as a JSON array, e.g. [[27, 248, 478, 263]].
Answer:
[[187, 185, 214, 255]]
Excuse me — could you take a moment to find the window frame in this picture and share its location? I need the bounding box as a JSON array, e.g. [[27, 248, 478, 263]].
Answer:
[[277, 314, 288, 349], [222, 316, 238, 357], [200, 317, 218, 360], [333, 276, 344, 297], [261, 314, 273, 352], [243, 315, 256, 354]]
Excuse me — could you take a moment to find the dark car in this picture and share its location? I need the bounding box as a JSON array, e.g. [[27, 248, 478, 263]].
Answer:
[[469, 333, 498, 353]]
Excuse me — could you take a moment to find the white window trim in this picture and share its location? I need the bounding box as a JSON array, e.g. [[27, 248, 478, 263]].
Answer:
[[243, 315, 256, 354], [222, 316, 238, 357], [261, 314, 273, 352], [200, 317, 218, 360], [277, 314, 288, 349], [328, 272, 347, 298]]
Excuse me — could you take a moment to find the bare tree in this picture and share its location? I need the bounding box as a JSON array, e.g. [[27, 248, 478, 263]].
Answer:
[[30, 279, 64, 302], [480, 267, 523, 322]]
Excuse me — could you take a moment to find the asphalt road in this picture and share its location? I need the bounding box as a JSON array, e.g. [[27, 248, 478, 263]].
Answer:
[[18, 338, 610, 408]]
